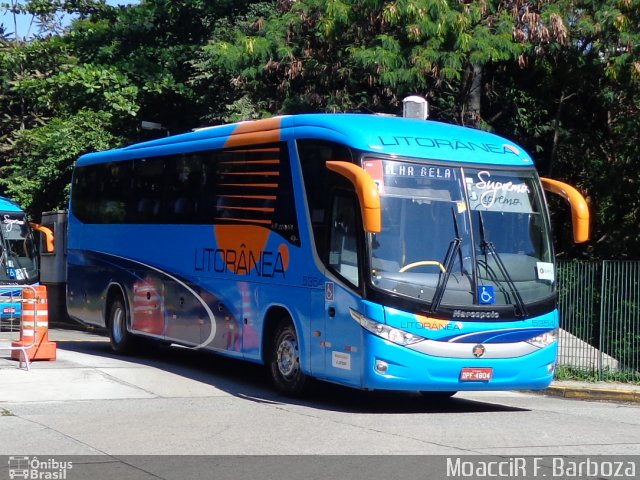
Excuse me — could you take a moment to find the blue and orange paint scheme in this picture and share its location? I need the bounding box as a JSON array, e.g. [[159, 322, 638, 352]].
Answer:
[[67, 114, 588, 393]]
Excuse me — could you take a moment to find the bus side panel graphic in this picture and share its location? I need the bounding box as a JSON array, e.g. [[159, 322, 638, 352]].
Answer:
[[211, 225, 290, 277], [68, 251, 248, 352]]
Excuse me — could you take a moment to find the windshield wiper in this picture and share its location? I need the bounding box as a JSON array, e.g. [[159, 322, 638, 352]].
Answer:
[[0, 224, 10, 269], [429, 237, 461, 313], [477, 211, 528, 317], [430, 207, 466, 313]]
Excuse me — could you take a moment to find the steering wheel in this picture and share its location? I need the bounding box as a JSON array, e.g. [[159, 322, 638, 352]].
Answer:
[[399, 261, 446, 273]]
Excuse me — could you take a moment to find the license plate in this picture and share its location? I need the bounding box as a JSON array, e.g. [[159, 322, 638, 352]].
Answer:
[[460, 367, 493, 382]]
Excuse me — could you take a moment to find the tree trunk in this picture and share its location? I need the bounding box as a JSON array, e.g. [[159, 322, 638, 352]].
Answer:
[[463, 63, 482, 128], [548, 89, 575, 177]]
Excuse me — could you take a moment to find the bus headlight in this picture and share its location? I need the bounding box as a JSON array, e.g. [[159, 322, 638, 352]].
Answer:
[[349, 308, 425, 346], [526, 328, 558, 348]]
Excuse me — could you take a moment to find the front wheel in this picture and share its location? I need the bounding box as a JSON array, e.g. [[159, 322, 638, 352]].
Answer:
[[269, 320, 308, 396], [108, 294, 135, 354]]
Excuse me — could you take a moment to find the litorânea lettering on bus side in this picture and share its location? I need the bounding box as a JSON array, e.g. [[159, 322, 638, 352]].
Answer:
[[194, 246, 286, 278], [378, 136, 521, 155], [402, 320, 463, 331]]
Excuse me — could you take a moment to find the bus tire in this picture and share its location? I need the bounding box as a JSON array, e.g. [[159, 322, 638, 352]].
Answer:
[[269, 320, 308, 396], [108, 295, 135, 355]]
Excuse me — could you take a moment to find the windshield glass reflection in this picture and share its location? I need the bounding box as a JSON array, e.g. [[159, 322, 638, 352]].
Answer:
[[0, 214, 38, 283], [365, 158, 554, 313]]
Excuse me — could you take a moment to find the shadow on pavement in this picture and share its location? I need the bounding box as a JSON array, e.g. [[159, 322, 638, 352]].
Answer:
[[55, 332, 530, 415]]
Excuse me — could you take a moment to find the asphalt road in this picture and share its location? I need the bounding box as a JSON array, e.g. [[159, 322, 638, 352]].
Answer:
[[1, 329, 640, 479]]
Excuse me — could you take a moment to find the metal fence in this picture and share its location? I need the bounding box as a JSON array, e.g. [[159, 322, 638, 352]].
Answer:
[[557, 260, 640, 382]]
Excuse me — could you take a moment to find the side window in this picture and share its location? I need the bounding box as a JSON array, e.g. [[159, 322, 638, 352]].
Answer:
[[297, 140, 354, 260], [72, 143, 298, 237], [201, 143, 300, 245], [329, 193, 360, 288], [71, 162, 131, 223], [133, 158, 165, 223], [165, 154, 203, 223]]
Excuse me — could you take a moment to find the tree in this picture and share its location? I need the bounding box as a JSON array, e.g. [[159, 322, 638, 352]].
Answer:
[[0, 2, 135, 218], [66, 0, 261, 134], [0, 109, 120, 215], [0, 0, 638, 258], [0, 0, 263, 217], [193, 1, 535, 125], [0, 36, 137, 215], [497, 0, 640, 258]]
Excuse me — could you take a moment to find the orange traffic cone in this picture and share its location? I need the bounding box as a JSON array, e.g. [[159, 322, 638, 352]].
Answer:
[[11, 285, 56, 361]]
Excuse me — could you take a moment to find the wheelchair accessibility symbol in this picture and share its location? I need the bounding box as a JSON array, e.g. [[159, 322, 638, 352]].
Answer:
[[478, 285, 495, 305]]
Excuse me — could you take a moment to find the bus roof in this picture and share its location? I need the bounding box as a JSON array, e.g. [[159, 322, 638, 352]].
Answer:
[[0, 196, 25, 213], [77, 114, 534, 167]]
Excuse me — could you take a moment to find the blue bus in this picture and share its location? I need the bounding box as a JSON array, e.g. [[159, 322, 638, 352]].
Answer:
[[0, 197, 46, 323], [66, 114, 589, 396]]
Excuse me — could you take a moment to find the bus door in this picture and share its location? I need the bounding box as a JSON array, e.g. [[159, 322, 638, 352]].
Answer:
[[309, 288, 326, 375], [323, 193, 363, 386]]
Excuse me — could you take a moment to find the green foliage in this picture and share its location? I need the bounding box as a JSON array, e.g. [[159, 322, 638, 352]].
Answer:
[[0, 109, 121, 218], [14, 63, 139, 117], [1, 0, 110, 39], [0, 29, 138, 218], [0, 1, 266, 214], [555, 365, 600, 382], [0, 35, 72, 131], [194, 0, 529, 123], [556, 365, 640, 385], [0, 0, 638, 259]]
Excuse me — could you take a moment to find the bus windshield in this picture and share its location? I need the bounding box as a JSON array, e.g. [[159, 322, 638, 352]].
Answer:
[[0, 213, 38, 283], [366, 158, 554, 312]]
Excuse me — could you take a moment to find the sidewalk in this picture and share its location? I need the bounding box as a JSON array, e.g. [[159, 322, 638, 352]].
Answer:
[[544, 379, 640, 403], [2, 327, 640, 403]]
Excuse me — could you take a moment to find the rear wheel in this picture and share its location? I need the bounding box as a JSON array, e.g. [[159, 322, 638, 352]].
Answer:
[[269, 320, 308, 396], [108, 294, 135, 354]]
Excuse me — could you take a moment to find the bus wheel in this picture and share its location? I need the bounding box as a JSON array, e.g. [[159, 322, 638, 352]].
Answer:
[[108, 295, 134, 354], [269, 320, 307, 396]]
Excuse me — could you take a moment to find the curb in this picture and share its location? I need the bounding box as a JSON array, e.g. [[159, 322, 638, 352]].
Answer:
[[542, 385, 640, 403]]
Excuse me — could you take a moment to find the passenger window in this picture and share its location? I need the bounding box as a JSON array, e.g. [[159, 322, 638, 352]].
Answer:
[[329, 193, 360, 287]]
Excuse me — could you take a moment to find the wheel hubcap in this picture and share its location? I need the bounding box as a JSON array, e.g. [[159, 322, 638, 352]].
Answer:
[[112, 307, 124, 344], [276, 334, 298, 378]]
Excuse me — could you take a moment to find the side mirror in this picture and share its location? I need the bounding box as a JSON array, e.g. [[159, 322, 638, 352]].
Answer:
[[540, 177, 590, 243], [30, 223, 55, 253], [326, 161, 381, 233]]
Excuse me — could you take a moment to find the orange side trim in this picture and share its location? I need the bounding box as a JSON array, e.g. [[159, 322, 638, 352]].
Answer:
[[222, 206, 275, 213], [219, 183, 278, 188], [30, 223, 55, 253], [216, 217, 272, 225], [227, 148, 280, 154], [221, 195, 277, 200], [224, 171, 279, 176], [541, 177, 590, 243], [232, 160, 281, 164], [224, 118, 282, 148], [326, 161, 381, 233]]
